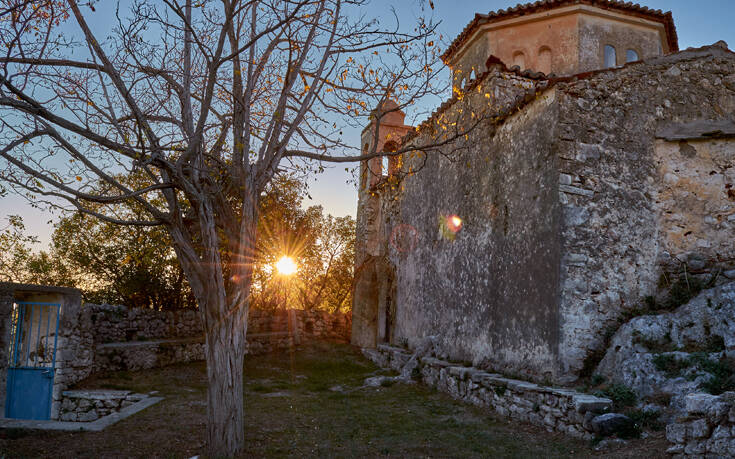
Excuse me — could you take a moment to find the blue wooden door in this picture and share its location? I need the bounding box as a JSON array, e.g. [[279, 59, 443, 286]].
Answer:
[[5, 302, 61, 420]]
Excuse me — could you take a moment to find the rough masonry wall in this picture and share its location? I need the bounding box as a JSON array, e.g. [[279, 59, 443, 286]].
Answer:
[[577, 14, 663, 71], [555, 45, 735, 377], [83, 304, 202, 343], [379, 71, 563, 381]]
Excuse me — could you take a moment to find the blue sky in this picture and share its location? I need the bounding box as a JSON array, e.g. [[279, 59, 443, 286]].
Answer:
[[1, 0, 734, 247]]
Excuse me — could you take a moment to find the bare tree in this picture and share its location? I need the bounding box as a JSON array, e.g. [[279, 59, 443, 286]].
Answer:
[[0, 0, 465, 455]]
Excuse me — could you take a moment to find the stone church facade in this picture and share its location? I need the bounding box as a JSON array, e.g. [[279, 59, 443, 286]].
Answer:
[[352, 0, 735, 384]]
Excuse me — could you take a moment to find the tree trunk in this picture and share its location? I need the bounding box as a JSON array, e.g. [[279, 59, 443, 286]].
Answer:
[[205, 312, 247, 457]]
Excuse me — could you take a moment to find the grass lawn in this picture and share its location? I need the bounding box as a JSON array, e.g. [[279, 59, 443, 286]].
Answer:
[[0, 342, 669, 458]]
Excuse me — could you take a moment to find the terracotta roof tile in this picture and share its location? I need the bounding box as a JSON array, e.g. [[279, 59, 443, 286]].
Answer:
[[441, 0, 678, 63]]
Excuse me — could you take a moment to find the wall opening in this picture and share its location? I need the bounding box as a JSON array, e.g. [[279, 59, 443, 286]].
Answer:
[[604, 45, 617, 68], [538, 47, 552, 74], [512, 51, 526, 69], [361, 143, 370, 189], [626, 49, 639, 63], [383, 140, 400, 177]]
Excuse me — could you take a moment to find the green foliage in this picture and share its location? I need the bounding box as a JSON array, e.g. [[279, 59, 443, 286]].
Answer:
[[250, 175, 355, 312], [3, 174, 355, 313], [600, 384, 637, 410], [590, 374, 607, 386], [688, 354, 735, 395], [39, 211, 195, 309], [652, 354, 690, 378], [652, 352, 735, 395], [0, 215, 40, 283], [626, 409, 664, 432]]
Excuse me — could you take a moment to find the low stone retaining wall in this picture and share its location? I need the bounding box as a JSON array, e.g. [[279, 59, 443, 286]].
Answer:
[[94, 338, 205, 372], [366, 345, 614, 440], [246, 332, 297, 355], [89, 332, 301, 372], [665, 392, 735, 457], [59, 390, 149, 422], [84, 304, 201, 343]]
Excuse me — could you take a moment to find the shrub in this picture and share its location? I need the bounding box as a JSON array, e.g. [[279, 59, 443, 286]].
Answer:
[[602, 383, 637, 410], [652, 354, 690, 378], [626, 409, 664, 431]]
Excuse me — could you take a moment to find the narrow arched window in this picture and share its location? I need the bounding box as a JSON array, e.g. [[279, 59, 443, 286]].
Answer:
[[363, 143, 372, 188], [512, 51, 525, 69], [604, 45, 617, 68], [383, 140, 399, 177], [626, 49, 639, 63], [538, 47, 552, 74]]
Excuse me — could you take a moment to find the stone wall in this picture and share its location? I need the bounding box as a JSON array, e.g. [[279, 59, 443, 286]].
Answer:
[[354, 66, 567, 380], [365, 344, 614, 440], [555, 44, 735, 376], [83, 304, 202, 343], [52, 304, 349, 418], [665, 392, 735, 457], [59, 390, 149, 422]]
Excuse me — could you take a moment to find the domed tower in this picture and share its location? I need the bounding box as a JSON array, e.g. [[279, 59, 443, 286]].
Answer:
[[442, 0, 678, 89]]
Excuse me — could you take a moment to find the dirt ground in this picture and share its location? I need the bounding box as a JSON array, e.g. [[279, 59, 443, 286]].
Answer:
[[0, 342, 670, 458]]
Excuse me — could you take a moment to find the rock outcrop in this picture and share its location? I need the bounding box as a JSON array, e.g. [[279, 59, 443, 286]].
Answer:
[[596, 282, 735, 414]]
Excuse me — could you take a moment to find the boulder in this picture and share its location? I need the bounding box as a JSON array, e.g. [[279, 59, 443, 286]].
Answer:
[[590, 413, 634, 437], [596, 282, 735, 404]]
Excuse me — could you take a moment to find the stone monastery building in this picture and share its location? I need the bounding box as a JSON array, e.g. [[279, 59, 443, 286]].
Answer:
[[352, 0, 735, 383]]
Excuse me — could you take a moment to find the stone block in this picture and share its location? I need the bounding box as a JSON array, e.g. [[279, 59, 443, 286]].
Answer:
[[684, 440, 706, 455], [686, 393, 720, 415], [687, 419, 711, 439], [77, 410, 99, 422], [59, 412, 77, 422], [573, 393, 612, 414], [590, 413, 633, 437], [61, 397, 76, 412], [506, 380, 539, 392], [667, 423, 687, 444]]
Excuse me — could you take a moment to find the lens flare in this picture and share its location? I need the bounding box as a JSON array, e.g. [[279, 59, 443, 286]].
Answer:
[[439, 214, 464, 241], [447, 215, 463, 233], [275, 256, 297, 275]]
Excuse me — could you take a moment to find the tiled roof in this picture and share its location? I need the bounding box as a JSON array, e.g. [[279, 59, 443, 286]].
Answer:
[[441, 0, 679, 63]]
